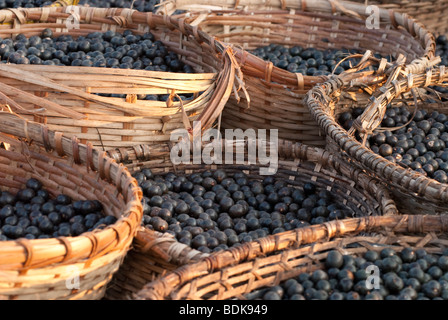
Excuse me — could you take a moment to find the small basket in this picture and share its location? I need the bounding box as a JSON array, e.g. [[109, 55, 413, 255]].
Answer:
[[0, 112, 143, 300], [174, 0, 436, 146], [158, 0, 448, 36], [134, 214, 448, 300], [0, 6, 239, 150], [104, 227, 209, 300], [305, 64, 448, 215], [103, 137, 398, 299]]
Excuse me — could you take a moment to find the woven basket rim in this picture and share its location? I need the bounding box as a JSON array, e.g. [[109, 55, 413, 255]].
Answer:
[[305, 68, 448, 210], [102, 137, 399, 299], [158, 0, 448, 35]]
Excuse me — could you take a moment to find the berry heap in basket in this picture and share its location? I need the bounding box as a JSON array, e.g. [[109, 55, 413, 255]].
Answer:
[[250, 248, 448, 300], [134, 168, 357, 254], [339, 107, 448, 183], [432, 35, 448, 95], [1, 29, 194, 101], [251, 44, 387, 76], [3, 29, 191, 72], [0, 178, 117, 241]]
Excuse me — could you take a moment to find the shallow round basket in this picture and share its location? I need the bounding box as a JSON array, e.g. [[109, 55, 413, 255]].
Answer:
[[0, 113, 143, 300], [158, 0, 448, 36], [134, 214, 448, 300], [305, 65, 448, 215], [0, 6, 238, 149], [174, 0, 436, 146], [103, 138, 398, 299]]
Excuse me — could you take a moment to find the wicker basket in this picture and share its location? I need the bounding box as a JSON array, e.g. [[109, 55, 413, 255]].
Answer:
[[102, 137, 398, 299], [0, 6, 239, 150], [158, 0, 448, 36], [172, 0, 437, 147], [305, 65, 448, 215], [50, 0, 80, 7], [134, 214, 448, 300], [0, 112, 143, 300]]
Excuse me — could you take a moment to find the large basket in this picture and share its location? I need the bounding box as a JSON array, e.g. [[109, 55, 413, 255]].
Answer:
[[0, 112, 143, 300], [305, 65, 448, 215], [0, 6, 239, 149], [158, 0, 448, 36], [135, 214, 448, 300], [103, 137, 398, 299], [51, 0, 80, 7], [173, 0, 437, 147]]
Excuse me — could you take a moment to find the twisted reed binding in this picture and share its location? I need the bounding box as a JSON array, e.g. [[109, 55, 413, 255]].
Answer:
[[0, 113, 143, 299], [134, 214, 448, 300]]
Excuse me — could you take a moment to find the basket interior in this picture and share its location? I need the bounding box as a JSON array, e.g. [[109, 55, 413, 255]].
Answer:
[[130, 158, 386, 226]]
